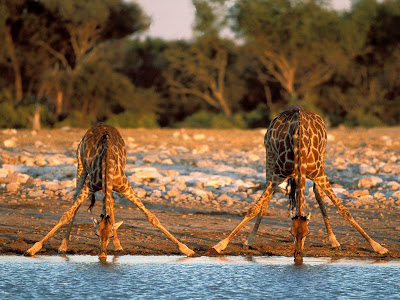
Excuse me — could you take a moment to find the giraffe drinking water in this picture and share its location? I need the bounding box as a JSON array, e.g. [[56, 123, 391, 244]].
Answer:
[[25, 123, 194, 258], [209, 106, 388, 261]]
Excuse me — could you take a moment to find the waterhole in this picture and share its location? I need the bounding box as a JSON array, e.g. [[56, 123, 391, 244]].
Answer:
[[1, 255, 399, 299]]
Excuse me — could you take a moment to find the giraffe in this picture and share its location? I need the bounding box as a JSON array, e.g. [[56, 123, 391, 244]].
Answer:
[[209, 106, 388, 261], [25, 123, 195, 258]]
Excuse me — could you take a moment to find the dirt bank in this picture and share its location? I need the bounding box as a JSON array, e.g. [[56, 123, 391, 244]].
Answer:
[[1, 127, 399, 259]]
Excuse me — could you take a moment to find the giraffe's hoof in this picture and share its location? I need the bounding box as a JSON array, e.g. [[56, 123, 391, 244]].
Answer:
[[371, 241, 389, 255], [378, 247, 389, 256], [205, 247, 220, 256], [243, 243, 255, 250], [24, 242, 42, 257], [58, 239, 68, 253]]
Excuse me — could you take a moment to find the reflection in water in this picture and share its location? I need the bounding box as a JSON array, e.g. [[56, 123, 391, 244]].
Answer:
[[0, 256, 399, 299], [98, 255, 119, 266]]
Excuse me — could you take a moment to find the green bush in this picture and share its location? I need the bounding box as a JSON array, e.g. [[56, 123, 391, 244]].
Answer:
[[243, 103, 270, 128], [178, 111, 246, 128], [0, 103, 31, 128], [107, 111, 159, 128], [55, 111, 95, 128]]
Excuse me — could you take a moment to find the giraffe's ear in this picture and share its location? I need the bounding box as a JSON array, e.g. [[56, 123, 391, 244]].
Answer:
[[92, 217, 99, 228], [113, 221, 123, 231], [306, 212, 311, 222]]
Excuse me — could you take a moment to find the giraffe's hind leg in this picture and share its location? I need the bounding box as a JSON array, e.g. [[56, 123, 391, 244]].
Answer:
[[315, 173, 388, 255], [210, 179, 277, 254], [313, 183, 340, 248], [243, 182, 273, 249], [59, 169, 88, 253], [58, 204, 82, 253], [117, 176, 194, 257]]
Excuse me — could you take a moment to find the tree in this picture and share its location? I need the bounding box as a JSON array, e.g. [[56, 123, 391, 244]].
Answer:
[[36, 0, 149, 119], [319, 0, 400, 126], [163, 0, 236, 117], [164, 38, 234, 116], [230, 0, 345, 107]]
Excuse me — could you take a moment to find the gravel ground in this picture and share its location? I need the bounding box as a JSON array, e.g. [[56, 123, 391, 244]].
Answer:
[[1, 126, 399, 259]]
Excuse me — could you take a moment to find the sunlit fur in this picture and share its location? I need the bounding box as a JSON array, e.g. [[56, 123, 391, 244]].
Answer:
[[209, 106, 388, 261], [93, 215, 122, 258], [291, 215, 310, 262], [24, 123, 195, 258]]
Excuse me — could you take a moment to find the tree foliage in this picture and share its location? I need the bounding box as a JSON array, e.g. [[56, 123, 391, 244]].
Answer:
[[0, 0, 399, 128]]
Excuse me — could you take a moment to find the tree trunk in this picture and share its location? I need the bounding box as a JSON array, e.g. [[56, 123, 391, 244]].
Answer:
[[4, 26, 23, 101], [215, 92, 231, 117], [32, 105, 42, 131], [56, 90, 63, 117]]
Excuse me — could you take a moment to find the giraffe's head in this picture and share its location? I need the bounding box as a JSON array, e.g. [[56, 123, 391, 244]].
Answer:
[[92, 215, 123, 258], [290, 213, 311, 262]]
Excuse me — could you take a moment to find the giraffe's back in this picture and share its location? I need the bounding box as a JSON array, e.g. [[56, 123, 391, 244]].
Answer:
[[79, 123, 127, 191], [265, 106, 327, 179]]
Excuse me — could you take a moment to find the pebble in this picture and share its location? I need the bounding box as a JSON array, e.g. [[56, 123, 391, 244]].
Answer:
[[6, 182, 20, 192], [358, 176, 383, 189], [1, 128, 399, 211]]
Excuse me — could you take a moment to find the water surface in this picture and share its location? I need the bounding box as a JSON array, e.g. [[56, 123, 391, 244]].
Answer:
[[1, 255, 399, 299]]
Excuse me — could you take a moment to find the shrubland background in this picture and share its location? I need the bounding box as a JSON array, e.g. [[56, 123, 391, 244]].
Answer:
[[0, 0, 399, 129]]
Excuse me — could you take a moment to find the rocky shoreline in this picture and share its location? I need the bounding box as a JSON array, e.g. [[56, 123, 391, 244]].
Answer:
[[1, 127, 399, 257]]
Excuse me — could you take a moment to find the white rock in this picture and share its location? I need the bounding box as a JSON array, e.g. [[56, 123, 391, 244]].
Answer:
[[151, 190, 163, 198], [193, 134, 206, 140], [130, 167, 162, 179], [167, 188, 180, 197], [217, 194, 235, 206], [248, 154, 260, 162], [34, 141, 43, 147], [193, 145, 209, 154], [350, 189, 370, 198], [134, 188, 147, 198], [4, 138, 17, 147], [386, 181, 400, 190], [6, 182, 20, 192], [188, 188, 212, 200], [358, 176, 383, 189], [1, 164, 25, 174], [374, 192, 385, 199], [360, 164, 377, 174], [162, 158, 173, 165], [204, 176, 233, 188], [392, 191, 400, 200], [165, 170, 179, 177], [3, 128, 17, 134], [197, 160, 213, 168], [44, 180, 62, 191], [8, 173, 30, 184], [28, 190, 44, 197], [142, 155, 159, 163]]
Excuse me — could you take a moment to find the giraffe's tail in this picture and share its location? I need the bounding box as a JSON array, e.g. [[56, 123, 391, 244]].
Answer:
[[293, 109, 308, 216], [101, 134, 114, 217]]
